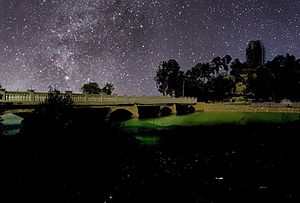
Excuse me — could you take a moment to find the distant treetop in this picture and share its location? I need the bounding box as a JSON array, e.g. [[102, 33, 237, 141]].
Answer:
[[81, 82, 102, 94], [246, 40, 265, 67], [81, 82, 115, 95]]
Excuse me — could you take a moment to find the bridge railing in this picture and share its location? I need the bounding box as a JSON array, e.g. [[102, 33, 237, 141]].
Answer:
[[34, 92, 48, 103], [71, 93, 86, 103], [0, 89, 197, 105], [0, 91, 31, 103]]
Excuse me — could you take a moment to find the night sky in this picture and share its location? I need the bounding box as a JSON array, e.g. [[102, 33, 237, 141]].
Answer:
[[0, 0, 299, 95]]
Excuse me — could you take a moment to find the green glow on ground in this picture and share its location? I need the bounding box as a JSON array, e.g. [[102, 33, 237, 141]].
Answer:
[[124, 112, 300, 130], [122, 112, 300, 145], [1, 113, 23, 135], [136, 136, 159, 146]]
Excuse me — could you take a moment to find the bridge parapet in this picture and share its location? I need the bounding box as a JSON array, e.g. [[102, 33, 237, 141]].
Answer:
[[0, 88, 5, 101], [0, 89, 197, 105], [1, 90, 32, 103]]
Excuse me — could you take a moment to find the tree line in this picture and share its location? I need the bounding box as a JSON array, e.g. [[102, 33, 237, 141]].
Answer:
[[0, 82, 115, 96], [154, 54, 300, 102], [81, 82, 114, 95]]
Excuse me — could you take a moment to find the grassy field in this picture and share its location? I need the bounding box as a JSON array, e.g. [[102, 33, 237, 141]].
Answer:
[[2, 111, 298, 202], [122, 112, 299, 145], [0, 113, 23, 135], [123, 112, 300, 134]]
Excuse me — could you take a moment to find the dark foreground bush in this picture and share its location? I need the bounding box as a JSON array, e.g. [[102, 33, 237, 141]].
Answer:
[[156, 122, 299, 203], [1, 89, 140, 203], [1, 111, 140, 203], [1, 110, 299, 203]]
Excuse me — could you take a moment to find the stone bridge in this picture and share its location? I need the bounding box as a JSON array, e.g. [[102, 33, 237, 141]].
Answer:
[[0, 89, 197, 118]]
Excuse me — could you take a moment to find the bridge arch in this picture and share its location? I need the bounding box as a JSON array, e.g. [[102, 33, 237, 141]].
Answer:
[[160, 106, 173, 116], [1, 90, 198, 118], [110, 109, 132, 121], [109, 106, 138, 120]]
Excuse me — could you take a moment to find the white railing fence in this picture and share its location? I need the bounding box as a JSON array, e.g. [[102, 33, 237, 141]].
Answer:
[[0, 89, 197, 105]]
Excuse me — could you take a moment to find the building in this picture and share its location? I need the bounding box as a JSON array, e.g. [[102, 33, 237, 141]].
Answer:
[[246, 40, 265, 67]]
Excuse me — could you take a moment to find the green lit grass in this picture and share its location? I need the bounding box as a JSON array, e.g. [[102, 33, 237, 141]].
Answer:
[[136, 136, 159, 145], [123, 112, 299, 145], [123, 112, 300, 130], [1, 113, 23, 135]]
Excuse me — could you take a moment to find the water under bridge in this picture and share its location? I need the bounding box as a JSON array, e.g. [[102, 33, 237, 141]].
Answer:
[[0, 89, 197, 118]]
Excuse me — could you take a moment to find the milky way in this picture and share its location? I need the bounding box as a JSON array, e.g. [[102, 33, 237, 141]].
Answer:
[[0, 0, 299, 95]]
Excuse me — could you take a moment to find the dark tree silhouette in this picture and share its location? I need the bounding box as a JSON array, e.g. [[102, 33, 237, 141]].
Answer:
[[81, 82, 102, 94], [211, 55, 232, 75], [183, 61, 236, 101], [0, 115, 4, 135], [22, 87, 75, 136], [183, 63, 211, 100], [12, 86, 140, 203], [155, 41, 300, 102], [183, 68, 204, 99], [230, 58, 247, 79], [246, 40, 265, 67], [207, 75, 235, 101], [192, 63, 213, 83], [211, 56, 223, 75], [102, 83, 115, 95], [43, 87, 74, 107], [0, 84, 3, 101], [0, 85, 5, 135], [222, 54, 232, 73], [249, 54, 300, 101], [154, 59, 184, 97]]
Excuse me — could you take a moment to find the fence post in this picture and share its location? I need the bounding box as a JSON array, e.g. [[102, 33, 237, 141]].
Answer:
[[0, 88, 6, 101], [27, 89, 35, 104], [132, 104, 139, 118], [171, 103, 176, 114], [65, 90, 73, 103], [84, 93, 88, 103]]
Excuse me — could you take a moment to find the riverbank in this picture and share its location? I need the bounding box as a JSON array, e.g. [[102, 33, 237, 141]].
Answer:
[[1, 102, 299, 203], [195, 102, 300, 113], [0, 113, 23, 135], [122, 112, 300, 146], [2, 117, 298, 203]]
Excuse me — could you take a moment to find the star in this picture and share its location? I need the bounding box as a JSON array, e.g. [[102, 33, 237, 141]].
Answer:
[[0, 0, 299, 95]]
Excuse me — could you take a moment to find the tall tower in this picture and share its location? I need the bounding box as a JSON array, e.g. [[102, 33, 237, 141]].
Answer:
[[246, 40, 265, 67]]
